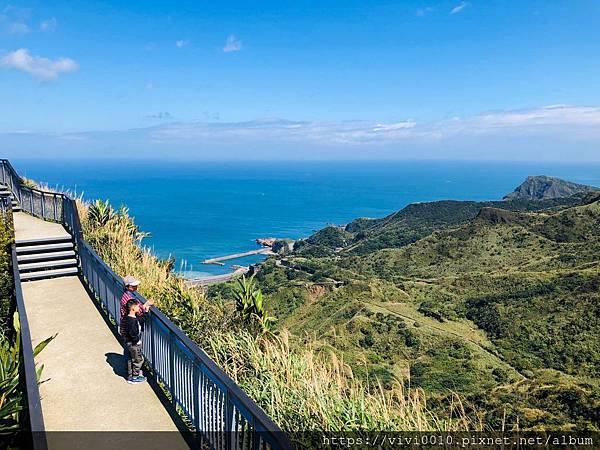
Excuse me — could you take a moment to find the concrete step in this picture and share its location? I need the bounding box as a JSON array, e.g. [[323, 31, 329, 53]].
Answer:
[[17, 250, 77, 263], [19, 258, 78, 272], [15, 242, 74, 255], [16, 236, 73, 247], [19, 267, 79, 282]]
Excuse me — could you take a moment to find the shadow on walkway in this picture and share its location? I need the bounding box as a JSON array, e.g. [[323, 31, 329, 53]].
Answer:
[[105, 352, 127, 379]]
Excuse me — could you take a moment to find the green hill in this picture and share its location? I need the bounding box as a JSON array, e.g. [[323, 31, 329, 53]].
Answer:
[[294, 179, 594, 257], [504, 175, 600, 200], [239, 177, 600, 430]]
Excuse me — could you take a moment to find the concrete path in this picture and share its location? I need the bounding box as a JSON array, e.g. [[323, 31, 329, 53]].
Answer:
[[16, 214, 189, 448], [14, 211, 70, 241]]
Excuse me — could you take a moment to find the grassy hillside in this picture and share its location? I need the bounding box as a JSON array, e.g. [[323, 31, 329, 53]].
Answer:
[[242, 184, 600, 430], [294, 195, 590, 257]]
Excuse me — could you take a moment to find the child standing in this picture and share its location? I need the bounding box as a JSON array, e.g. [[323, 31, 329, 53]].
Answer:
[[123, 299, 147, 384]]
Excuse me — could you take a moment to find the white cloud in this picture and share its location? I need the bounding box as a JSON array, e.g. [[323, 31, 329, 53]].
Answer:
[[7, 22, 29, 34], [175, 39, 189, 48], [416, 7, 434, 17], [141, 105, 600, 145], [144, 119, 420, 145], [40, 17, 58, 32], [459, 105, 600, 130], [373, 121, 416, 132], [1, 4, 31, 19], [450, 2, 469, 14], [223, 34, 242, 52], [0, 48, 78, 81], [1, 4, 31, 34], [3, 105, 600, 161]]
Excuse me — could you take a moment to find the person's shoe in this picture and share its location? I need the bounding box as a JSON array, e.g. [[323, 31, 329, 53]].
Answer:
[[126, 376, 136, 384], [133, 375, 147, 383]]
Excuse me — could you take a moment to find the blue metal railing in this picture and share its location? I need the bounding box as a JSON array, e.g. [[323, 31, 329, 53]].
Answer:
[[0, 159, 292, 450]]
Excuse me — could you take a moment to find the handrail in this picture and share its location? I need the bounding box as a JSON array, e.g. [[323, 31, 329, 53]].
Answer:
[[11, 245, 48, 450], [0, 194, 47, 450], [1, 159, 292, 450], [0, 159, 80, 232]]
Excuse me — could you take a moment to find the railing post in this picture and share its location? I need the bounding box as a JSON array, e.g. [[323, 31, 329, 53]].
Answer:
[[40, 192, 45, 218], [193, 359, 201, 432], [169, 329, 176, 408], [113, 279, 119, 321], [252, 416, 260, 450], [53, 195, 58, 221], [225, 389, 234, 450], [150, 314, 156, 372]]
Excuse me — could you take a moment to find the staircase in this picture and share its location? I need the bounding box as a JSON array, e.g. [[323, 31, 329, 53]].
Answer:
[[16, 236, 79, 282], [0, 183, 21, 212]]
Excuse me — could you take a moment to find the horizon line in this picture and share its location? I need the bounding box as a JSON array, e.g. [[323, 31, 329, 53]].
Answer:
[[6, 157, 600, 164]]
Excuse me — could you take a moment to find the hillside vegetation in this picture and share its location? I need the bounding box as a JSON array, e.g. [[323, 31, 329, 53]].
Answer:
[[243, 177, 600, 430], [76, 199, 466, 432], [294, 194, 591, 257], [504, 175, 599, 200]]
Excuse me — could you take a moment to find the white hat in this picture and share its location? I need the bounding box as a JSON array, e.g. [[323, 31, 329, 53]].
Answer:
[[123, 275, 141, 287]]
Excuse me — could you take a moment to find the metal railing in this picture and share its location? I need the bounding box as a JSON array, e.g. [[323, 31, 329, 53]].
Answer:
[[0, 194, 47, 450], [0, 159, 292, 450], [0, 159, 81, 235]]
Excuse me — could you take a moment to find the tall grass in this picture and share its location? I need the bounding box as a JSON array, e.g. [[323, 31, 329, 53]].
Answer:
[[80, 201, 227, 340], [208, 330, 474, 431], [78, 199, 471, 431]]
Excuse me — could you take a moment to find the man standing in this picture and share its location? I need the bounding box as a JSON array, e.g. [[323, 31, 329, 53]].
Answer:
[[119, 275, 154, 374], [119, 275, 154, 334]]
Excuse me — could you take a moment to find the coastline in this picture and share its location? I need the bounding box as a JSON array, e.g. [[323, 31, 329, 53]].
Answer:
[[12, 159, 600, 280]]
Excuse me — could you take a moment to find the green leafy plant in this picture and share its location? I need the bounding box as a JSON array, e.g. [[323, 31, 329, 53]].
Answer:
[[0, 312, 55, 432], [233, 275, 276, 334], [87, 200, 116, 228]]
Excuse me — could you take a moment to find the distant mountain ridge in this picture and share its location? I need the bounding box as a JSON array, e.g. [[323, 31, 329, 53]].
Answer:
[[294, 175, 597, 257], [503, 175, 598, 200]]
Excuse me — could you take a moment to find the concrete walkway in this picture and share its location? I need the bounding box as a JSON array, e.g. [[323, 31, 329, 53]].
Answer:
[[16, 214, 189, 447], [14, 212, 71, 241]]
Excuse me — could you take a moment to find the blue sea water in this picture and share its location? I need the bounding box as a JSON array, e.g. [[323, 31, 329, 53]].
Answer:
[[10, 159, 600, 277]]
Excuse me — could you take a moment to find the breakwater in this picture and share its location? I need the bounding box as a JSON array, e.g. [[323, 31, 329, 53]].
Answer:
[[202, 248, 274, 265]]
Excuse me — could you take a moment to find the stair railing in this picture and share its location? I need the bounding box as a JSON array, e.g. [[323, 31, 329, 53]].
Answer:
[[0, 159, 293, 450], [0, 194, 48, 450]]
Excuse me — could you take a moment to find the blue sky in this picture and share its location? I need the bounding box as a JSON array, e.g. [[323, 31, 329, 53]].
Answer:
[[1, 0, 600, 160]]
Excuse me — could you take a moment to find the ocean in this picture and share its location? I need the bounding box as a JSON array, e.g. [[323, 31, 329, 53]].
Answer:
[[10, 159, 600, 277]]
